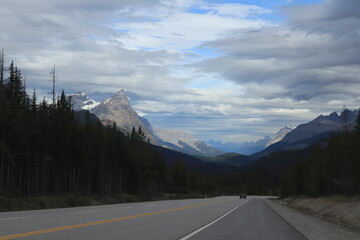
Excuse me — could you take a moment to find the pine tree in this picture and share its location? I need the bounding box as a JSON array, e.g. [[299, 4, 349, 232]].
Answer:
[[31, 87, 37, 112], [355, 108, 360, 135]]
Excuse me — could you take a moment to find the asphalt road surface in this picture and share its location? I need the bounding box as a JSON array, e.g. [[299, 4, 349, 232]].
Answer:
[[0, 196, 307, 240]]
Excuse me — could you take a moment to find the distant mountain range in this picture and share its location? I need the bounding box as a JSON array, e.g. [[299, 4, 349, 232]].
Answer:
[[252, 109, 359, 159], [69, 90, 223, 157], [207, 137, 270, 155], [69, 90, 359, 162], [208, 109, 359, 159], [207, 125, 295, 155]]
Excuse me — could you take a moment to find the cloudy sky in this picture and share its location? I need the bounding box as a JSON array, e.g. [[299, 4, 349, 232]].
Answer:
[[1, 0, 359, 143]]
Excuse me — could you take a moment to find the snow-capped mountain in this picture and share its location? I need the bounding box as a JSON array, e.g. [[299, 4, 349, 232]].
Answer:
[[252, 109, 359, 159], [154, 128, 224, 157], [90, 90, 154, 139], [69, 89, 223, 157], [68, 92, 99, 110], [281, 110, 357, 144], [265, 125, 295, 148]]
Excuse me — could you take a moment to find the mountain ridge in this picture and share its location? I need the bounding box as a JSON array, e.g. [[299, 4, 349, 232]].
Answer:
[[68, 90, 223, 157], [207, 125, 295, 155], [252, 109, 359, 159]]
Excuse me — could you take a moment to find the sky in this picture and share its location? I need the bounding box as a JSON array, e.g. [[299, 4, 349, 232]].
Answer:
[[0, 0, 359, 143]]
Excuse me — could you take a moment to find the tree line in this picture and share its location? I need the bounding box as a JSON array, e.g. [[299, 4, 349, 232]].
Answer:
[[0, 60, 218, 198], [282, 114, 360, 196]]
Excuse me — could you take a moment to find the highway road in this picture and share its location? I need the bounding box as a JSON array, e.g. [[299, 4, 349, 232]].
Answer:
[[0, 196, 306, 240]]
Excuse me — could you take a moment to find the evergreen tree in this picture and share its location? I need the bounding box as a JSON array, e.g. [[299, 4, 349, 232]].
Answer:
[[31, 87, 37, 112], [355, 108, 360, 135], [0, 60, 219, 198]]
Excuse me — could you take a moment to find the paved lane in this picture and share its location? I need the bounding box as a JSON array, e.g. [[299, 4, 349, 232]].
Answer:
[[0, 196, 306, 240], [183, 198, 307, 240]]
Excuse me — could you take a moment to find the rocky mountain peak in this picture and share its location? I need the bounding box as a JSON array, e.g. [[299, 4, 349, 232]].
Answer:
[[103, 89, 130, 107], [69, 89, 225, 157], [265, 125, 295, 148], [90, 89, 148, 136], [340, 109, 356, 122], [328, 112, 340, 123]]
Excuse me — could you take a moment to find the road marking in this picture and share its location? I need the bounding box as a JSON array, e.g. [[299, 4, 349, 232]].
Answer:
[[147, 204, 156, 206], [179, 199, 249, 240], [74, 210, 98, 214], [0, 199, 231, 240], [0, 217, 29, 221], [119, 207, 132, 209]]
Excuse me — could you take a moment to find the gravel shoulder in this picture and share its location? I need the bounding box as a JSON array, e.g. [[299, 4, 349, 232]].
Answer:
[[284, 195, 360, 231], [267, 198, 360, 240]]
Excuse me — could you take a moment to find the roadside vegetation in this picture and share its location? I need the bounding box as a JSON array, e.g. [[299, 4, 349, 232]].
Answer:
[[0, 59, 359, 211], [0, 192, 210, 212], [0, 60, 219, 211], [282, 114, 360, 197]]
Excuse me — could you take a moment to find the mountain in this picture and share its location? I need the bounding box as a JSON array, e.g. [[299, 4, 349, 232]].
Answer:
[[152, 145, 238, 175], [265, 125, 295, 147], [90, 90, 154, 139], [68, 92, 99, 111], [69, 90, 223, 157], [198, 153, 256, 167], [70, 90, 155, 140], [153, 128, 224, 157], [207, 126, 295, 155], [207, 137, 271, 155], [74, 110, 102, 124], [252, 109, 359, 159]]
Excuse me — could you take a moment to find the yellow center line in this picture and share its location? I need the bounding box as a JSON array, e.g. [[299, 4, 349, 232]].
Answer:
[[0, 199, 231, 240]]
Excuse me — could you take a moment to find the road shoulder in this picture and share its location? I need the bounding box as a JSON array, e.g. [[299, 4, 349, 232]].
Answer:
[[267, 200, 360, 240]]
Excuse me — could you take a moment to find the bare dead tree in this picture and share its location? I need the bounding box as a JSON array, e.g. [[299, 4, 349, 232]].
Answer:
[[0, 49, 4, 84], [49, 65, 57, 105], [341, 105, 349, 133]]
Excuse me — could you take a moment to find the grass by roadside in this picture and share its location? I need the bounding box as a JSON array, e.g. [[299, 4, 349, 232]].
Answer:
[[279, 195, 360, 232], [0, 192, 209, 212]]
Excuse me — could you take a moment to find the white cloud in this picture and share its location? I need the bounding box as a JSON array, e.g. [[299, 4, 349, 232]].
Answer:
[[113, 8, 271, 51], [1, 0, 358, 143]]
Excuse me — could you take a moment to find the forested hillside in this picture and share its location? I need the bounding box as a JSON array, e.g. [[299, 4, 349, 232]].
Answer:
[[282, 117, 360, 196], [1, 60, 358, 203], [0, 61, 217, 198]]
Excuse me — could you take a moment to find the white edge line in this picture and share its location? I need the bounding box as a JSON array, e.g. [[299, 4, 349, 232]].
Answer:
[[120, 207, 132, 209], [179, 199, 249, 240], [74, 210, 98, 214], [0, 217, 29, 221]]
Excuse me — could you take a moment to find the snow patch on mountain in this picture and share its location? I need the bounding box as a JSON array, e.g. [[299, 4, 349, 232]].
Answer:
[[153, 128, 224, 157], [265, 125, 295, 148], [68, 91, 99, 111], [154, 128, 201, 151]]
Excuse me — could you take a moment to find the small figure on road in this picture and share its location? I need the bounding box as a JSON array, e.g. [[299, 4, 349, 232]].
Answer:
[[239, 193, 247, 199]]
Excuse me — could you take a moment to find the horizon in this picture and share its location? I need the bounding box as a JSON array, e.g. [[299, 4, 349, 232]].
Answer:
[[1, 0, 359, 143], [68, 88, 357, 145]]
